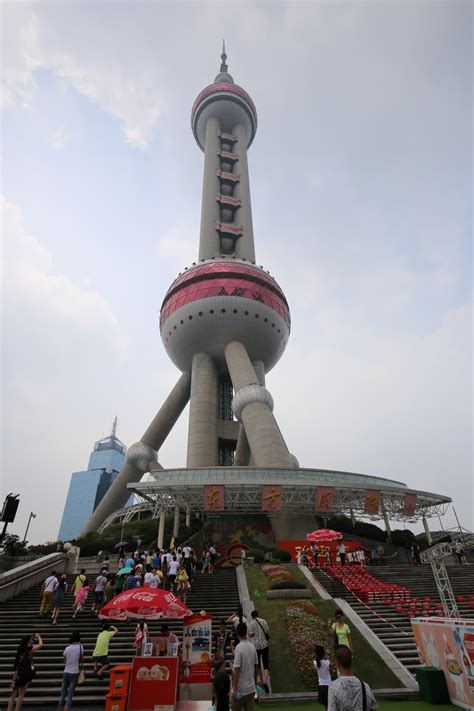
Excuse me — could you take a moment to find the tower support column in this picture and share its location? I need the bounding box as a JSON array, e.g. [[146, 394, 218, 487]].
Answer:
[[233, 124, 256, 262], [157, 511, 166, 549], [187, 353, 219, 467], [225, 341, 293, 469], [81, 371, 191, 535], [173, 506, 180, 538], [423, 515, 433, 546], [381, 498, 392, 542], [185, 507, 191, 528], [199, 116, 221, 260]]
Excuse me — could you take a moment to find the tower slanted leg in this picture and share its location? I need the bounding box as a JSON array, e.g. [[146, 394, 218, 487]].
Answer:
[[81, 371, 191, 535], [225, 341, 293, 469], [234, 360, 265, 466]]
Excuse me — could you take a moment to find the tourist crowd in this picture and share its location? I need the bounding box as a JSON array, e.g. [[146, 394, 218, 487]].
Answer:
[[8, 542, 381, 711]]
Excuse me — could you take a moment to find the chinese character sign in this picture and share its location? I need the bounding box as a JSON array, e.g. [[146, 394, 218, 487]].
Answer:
[[403, 493, 417, 517], [203, 485, 224, 512], [315, 487, 335, 513], [262, 485, 283, 512], [364, 490, 380, 515]]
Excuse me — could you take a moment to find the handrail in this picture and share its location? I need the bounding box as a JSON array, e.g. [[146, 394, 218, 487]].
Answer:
[[0, 554, 65, 590]]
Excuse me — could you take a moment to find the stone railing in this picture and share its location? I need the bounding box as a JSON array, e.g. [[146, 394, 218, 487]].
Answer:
[[0, 552, 68, 603]]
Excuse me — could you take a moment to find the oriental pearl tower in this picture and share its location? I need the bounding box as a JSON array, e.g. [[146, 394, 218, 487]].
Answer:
[[82, 44, 297, 535]]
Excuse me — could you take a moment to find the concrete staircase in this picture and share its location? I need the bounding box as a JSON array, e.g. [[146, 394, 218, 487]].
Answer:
[[0, 560, 240, 707], [313, 563, 474, 675]]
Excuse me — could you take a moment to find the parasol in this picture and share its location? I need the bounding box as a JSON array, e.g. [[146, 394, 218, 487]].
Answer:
[[114, 541, 129, 550], [306, 529, 343, 543], [99, 589, 191, 621], [117, 567, 133, 575]]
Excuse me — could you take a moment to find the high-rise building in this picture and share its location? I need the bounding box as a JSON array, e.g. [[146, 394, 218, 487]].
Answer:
[[58, 418, 127, 540], [81, 46, 450, 544]]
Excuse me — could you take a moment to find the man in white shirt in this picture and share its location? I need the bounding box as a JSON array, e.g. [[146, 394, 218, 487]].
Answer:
[[232, 622, 258, 711], [39, 570, 58, 616], [167, 556, 180, 590], [337, 542, 347, 566], [328, 646, 377, 711], [144, 567, 156, 587]]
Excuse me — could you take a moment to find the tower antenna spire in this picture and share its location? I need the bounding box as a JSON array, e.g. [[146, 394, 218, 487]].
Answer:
[[220, 39, 228, 73], [111, 415, 117, 438]]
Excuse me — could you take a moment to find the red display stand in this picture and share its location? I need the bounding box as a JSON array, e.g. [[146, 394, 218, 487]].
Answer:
[[128, 656, 180, 711]]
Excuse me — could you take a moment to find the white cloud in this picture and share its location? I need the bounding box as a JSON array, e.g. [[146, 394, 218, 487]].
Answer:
[[1, 196, 127, 541], [1, 3, 165, 149], [49, 126, 70, 150]]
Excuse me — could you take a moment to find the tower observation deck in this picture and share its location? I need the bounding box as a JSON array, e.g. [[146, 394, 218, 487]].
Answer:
[[81, 46, 451, 542]]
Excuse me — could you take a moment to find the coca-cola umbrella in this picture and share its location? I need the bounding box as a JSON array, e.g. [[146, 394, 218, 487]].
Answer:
[[99, 589, 192, 621], [306, 529, 343, 543]]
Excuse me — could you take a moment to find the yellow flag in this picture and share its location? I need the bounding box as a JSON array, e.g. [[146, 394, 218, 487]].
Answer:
[[170, 536, 175, 550]]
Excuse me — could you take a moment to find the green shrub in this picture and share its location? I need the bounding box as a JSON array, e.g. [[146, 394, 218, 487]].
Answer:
[[272, 549, 292, 562], [391, 529, 416, 548], [247, 548, 264, 563], [271, 580, 306, 590]]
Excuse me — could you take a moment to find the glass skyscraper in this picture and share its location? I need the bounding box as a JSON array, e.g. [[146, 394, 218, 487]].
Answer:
[[58, 419, 127, 540]]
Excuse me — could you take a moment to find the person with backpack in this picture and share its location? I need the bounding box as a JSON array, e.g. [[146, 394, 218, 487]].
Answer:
[[7, 633, 43, 711], [52, 575, 68, 625], [248, 610, 270, 693], [72, 569, 86, 599], [38, 570, 58, 616], [57, 631, 84, 711], [328, 646, 377, 711]]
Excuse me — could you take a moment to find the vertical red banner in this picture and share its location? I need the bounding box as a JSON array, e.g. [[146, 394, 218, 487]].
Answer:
[[203, 485, 224, 512], [403, 493, 417, 517], [364, 490, 381, 515], [315, 487, 335, 513], [262, 485, 283, 512]]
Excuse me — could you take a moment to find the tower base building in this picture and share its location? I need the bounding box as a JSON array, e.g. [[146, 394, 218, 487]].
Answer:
[[81, 47, 450, 547]]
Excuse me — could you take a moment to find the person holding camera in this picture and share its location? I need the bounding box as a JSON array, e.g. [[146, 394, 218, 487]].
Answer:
[[7, 633, 43, 711]]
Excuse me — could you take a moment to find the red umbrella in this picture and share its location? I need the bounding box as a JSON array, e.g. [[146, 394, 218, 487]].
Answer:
[[306, 529, 343, 542], [99, 589, 191, 621]]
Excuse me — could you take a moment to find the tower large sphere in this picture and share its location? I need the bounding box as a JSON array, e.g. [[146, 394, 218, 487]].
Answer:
[[160, 260, 290, 372]]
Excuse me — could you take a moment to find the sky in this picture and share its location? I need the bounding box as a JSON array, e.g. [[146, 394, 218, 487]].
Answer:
[[1, 0, 472, 545]]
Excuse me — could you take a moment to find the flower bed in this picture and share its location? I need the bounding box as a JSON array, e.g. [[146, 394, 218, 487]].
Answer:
[[285, 600, 335, 689], [261, 564, 306, 590]]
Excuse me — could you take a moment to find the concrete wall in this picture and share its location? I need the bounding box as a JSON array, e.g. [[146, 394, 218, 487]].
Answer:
[[0, 553, 68, 603]]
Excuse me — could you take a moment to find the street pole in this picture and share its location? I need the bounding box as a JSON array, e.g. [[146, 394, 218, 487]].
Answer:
[[23, 512, 36, 543]]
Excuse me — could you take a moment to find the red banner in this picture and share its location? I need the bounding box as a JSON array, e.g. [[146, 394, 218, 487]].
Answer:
[[364, 490, 381, 515], [128, 656, 179, 711], [262, 485, 283, 512], [203, 485, 224, 512], [181, 613, 212, 684], [403, 493, 417, 517], [315, 487, 335, 513]]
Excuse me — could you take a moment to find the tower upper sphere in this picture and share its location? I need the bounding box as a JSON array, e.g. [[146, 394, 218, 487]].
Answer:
[[191, 42, 258, 151]]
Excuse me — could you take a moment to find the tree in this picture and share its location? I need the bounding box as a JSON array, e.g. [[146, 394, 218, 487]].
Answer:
[[2, 534, 28, 556]]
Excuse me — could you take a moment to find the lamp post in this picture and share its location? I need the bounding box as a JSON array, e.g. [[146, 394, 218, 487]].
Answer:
[[23, 512, 36, 543]]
